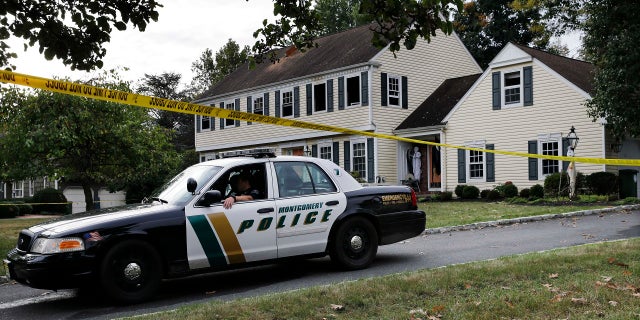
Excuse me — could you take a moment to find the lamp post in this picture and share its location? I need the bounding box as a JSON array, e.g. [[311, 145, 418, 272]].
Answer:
[[566, 126, 579, 199]]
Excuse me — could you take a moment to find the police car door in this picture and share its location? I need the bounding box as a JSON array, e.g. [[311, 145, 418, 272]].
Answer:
[[272, 160, 347, 258], [185, 163, 277, 270]]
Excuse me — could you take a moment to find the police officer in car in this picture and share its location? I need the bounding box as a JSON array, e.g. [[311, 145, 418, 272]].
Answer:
[[223, 172, 261, 209]]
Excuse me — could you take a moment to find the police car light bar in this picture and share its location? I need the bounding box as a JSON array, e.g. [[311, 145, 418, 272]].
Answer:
[[219, 148, 276, 158]]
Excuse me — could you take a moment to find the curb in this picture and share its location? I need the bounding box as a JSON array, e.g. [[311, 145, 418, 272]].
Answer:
[[423, 204, 640, 235]]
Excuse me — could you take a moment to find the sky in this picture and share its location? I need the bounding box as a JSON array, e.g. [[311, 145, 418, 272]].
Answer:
[[6, 1, 583, 88], [6, 0, 276, 87]]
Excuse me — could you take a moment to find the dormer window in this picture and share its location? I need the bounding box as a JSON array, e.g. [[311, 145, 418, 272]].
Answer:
[[503, 71, 522, 105]]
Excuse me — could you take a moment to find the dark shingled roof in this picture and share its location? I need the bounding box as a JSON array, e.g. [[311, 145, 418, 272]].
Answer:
[[198, 23, 384, 99], [513, 43, 595, 95], [395, 73, 482, 131]]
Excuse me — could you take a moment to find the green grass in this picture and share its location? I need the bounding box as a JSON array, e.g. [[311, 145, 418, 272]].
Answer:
[[129, 239, 640, 320], [419, 201, 610, 229]]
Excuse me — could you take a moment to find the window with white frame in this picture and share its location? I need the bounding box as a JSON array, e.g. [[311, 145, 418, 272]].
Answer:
[[466, 141, 486, 181], [346, 75, 361, 106], [29, 180, 34, 197], [539, 134, 560, 176], [201, 116, 211, 130], [13, 180, 24, 198], [281, 90, 293, 117], [319, 143, 333, 160], [503, 71, 522, 106], [351, 140, 367, 180], [313, 83, 326, 113], [225, 101, 235, 127], [387, 75, 401, 106], [253, 96, 264, 115]]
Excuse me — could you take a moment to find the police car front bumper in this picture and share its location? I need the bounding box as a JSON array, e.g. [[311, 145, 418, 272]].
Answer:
[[5, 248, 95, 290]]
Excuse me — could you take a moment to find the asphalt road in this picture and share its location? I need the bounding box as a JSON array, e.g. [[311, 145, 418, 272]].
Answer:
[[0, 209, 638, 320]]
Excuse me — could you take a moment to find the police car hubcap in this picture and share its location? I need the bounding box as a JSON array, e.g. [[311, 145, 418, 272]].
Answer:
[[123, 262, 142, 281], [350, 235, 364, 251]]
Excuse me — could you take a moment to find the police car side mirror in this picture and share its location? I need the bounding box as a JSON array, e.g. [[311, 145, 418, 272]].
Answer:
[[199, 190, 222, 207], [187, 178, 197, 194]]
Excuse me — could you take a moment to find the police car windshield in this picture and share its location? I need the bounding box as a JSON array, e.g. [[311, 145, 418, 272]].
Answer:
[[150, 165, 222, 206]]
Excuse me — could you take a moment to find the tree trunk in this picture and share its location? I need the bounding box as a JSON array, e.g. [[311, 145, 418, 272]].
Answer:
[[82, 183, 94, 212]]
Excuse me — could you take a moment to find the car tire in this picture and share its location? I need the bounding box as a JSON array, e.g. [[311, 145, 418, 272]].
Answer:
[[99, 239, 162, 304], [329, 216, 378, 270]]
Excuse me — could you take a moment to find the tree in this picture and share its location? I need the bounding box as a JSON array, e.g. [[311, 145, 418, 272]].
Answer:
[[0, 0, 161, 71], [251, 0, 463, 64], [314, 0, 368, 36], [191, 39, 250, 93], [583, 0, 640, 139], [453, 0, 559, 68], [0, 71, 180, 211]]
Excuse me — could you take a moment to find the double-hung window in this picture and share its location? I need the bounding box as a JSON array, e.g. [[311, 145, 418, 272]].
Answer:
[[12, 180, 24, 198], [225, 101, 235, 127], [201, 116, 211, 130], [351, 139, 367, 180], [387, 75, 401, 106], [253, 96, 264, 115], [503, 71, 522, 106], [539, 134, 560, 176], [319, 142, 333, 161], [346, 75, 361, 106], [281, 90, 293, 117], [313, 83, 326, 113], [466, 141, 486, 181]]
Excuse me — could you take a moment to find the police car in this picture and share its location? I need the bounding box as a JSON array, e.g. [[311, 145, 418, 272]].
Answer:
[[5, 149, 426, 303]]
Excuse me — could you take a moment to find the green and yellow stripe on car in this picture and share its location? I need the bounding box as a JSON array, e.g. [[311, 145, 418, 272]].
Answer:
[[187, 213, 246, 266]]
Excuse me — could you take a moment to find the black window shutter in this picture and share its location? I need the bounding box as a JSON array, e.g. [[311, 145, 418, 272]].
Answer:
[[361, 71, 368, 106], [264, 92, 270, 116], [332, 141, 339, 164], [275, 90, 280, 118], [562, 138, 569, 172], [343, 141, 351, 172], [486, 144, 495, 182], [401, 76, 408, 109], [311, 144, 318, 157], [327, 79, 334, 112], [523, 66, 533, 106], [458, 149, 466, 183], [367, 138, 375, 183], [492, 71, 501, 110], [196, 115, 201, 133], [338, 76, 345, 110], [294, 86, 300, 118], [234, 98, 240, 127], [219, 101, 225, 130], [247, 96, 252, 125], [210, 103, 215, 131], [381, 72, 388, 106], [528, 140, 538, 180], [306, 83, 313, 115]]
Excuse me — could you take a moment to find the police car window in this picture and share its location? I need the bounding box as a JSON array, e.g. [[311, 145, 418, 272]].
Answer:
[[210, 164, 267, 200], [274, 162, 336, 197], [151, 165, 222, 206]]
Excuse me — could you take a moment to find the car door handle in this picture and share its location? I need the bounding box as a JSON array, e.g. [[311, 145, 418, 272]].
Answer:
[[257, 207, 274, 214], [326, 201, 339, 206]]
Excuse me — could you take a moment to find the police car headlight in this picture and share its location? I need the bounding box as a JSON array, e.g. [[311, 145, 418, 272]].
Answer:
[[30, 237, 85, 254]]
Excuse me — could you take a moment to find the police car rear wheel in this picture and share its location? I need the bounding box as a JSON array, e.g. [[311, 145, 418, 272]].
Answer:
[[330, 216, 378, 270], [99, 240, 162, 303]]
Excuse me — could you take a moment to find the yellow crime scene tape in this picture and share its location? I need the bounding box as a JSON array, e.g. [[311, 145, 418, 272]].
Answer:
[[1, 70, 639, 166]]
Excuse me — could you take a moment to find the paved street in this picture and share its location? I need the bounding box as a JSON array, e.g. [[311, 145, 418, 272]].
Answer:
[[0, 209, 638, 320]]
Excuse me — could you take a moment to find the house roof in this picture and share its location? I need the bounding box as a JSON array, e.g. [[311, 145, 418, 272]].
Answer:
[[395, 73, 482, 131], [198, 24, 384, 100], [512, 43, 595, 95]]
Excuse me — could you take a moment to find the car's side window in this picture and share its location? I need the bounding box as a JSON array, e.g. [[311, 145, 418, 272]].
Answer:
[[274, 162, 337, 197], [209, 163, 268, 200]]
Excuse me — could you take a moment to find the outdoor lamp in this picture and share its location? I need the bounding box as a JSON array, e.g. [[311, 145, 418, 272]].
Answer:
[[567, 126, 579, 150]]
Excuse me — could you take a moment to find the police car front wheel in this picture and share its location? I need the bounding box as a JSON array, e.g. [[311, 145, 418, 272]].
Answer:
[[330, 216, 378, 270], [99, 239, 163, 303]]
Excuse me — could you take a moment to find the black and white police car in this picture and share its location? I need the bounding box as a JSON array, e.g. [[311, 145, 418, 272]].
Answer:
[[5, 149, 426, 303]]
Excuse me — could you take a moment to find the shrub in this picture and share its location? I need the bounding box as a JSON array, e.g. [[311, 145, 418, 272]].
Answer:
[[435, 191, 453, 201], [530, 184, 544, 199], [10, 201, 33, 216], [586, 172, 618, 195], [454, 185, 466, 198], [32, 188, 68, 214], [487, 189, 502, 201], [461, 185, 480, 199], [0, 203, 19, 219], [480, 189, 491, 199], [519, 188, 530, 199], [544, 172, 570, 197], [503, 184, 519, 198]]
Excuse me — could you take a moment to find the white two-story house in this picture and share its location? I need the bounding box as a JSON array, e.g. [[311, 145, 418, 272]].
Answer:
[[193, 23, 481, 189]]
